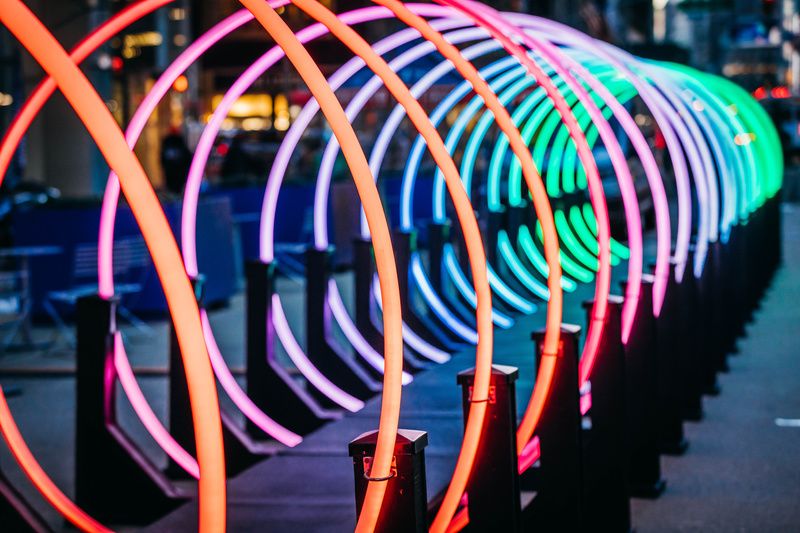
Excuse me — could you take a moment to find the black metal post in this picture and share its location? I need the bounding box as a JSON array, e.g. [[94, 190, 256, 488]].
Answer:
[[709, 240, 730, 374], [486, 207, 505, 268], [523, 325, 582, 530], [306, 247, 381, 400], [167, 276, 263, 479], [349, 429, 428, 533], [427, 220, 451, 294], [75, 294, 186, 524], [621, 278, 665, 498], [581, 295, 630, 531], [353, 237, 427, 373], [392, 230, 462, 350], [675, 251, 705, 421], [457, 365, 521, 532], [353, 236, 383, 353], [696, 245, 721, 396], [654, 261, 689, 455], [245, 259, 339, 436]]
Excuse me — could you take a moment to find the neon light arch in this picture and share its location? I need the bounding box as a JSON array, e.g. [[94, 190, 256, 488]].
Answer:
[[235, 1, 406, 530], [0, 1, 228, 531], [283, 5, 497, 533], [509, 16, 696, 283]]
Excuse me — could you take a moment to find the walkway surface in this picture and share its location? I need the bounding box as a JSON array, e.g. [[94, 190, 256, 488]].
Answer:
[[631, 203, 800, 532], [0, 205, 798, 532]]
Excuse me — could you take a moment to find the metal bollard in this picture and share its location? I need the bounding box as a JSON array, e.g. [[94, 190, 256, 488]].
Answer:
[[305, 246, 380, 400], [523, 325, 583, 530], [75, 294, 186, 524], [581, 295, 631, 530], [349, 429, 428, 533], [244, 259, 338, 436], [620, 278, 666, 498], [458, 364, 522, 532]]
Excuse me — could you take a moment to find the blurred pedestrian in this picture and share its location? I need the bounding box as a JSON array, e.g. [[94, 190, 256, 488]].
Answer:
[[161, 126, 192, 195]]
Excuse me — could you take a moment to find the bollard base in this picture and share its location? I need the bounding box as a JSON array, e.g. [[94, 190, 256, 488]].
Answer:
[[458, 364, 522, 532], [349, 429, 428, 533], [660, 438, 689, 456], [630, 478, 667, 499], [75, 294, 188, 525]]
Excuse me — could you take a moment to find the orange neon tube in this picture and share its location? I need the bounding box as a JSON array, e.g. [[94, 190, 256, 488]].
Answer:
[[235, 2, 404, 532], [286, 2, 493, 533], [0, 0, 173, 187], [428, 0, 611, 446], [372, 0, 564, 458], [0, 2, 227, 533]]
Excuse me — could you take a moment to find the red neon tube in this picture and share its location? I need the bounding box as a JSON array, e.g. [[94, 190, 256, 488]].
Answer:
[[286, 3, 495, 533], [426, 0, 611, 448], [0, 2, 227, 532], [0, 0, 173, 187], [369, 2, 567, 530], [235, 1, 404, 531]]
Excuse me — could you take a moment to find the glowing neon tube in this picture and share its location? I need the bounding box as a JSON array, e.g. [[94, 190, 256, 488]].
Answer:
[[410, 254, 479, 344], [638, 63, 715, 276], [401, 0, 589, 461], [236, 2, 404, 530], [327, 280, 413, 384], [0, 0, 220, 480], [283, 9, 497, 533], [96, 6, 305, 451], [369, 3, 566, 530], [456, 70, 599, 287], [441, 244, 515, 327], [0, 2, 227, 531], [452, 2, 631, 376], [429, 0, 608, 415], [349, 37, 537, 314], [260, 17, 471, 361], [114, 334, 201, 477], [661, 63, 749, 233], [271, 295, 365, 412], [371, 273, 467, 355], [162, 7, 409, 423], [458, 65, 629, 284], [185, 9, 456, 385], [510, 15, 694, 282], [294, 20, 481, 356]]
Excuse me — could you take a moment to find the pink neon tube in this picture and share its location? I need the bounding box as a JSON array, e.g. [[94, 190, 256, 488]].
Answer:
[[181, 8, 421, 388], [441, 0, 616, 382], [100, 8, 258, 294], [0, 1, 227, 528], [177, 11, 470, 386], [268, 19, 474, 362], [508, 15, 670, 316], [113, 333, 201, 477], [97, 5, 306, 452], [0, 0, 223, 506], [512, 16, 695, 283]]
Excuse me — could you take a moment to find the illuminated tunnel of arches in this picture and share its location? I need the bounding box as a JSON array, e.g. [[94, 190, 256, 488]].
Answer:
[[0, 0, 783, 531]]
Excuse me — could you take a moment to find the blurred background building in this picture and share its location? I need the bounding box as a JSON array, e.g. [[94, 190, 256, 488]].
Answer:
[[0, 0, 798, 199]]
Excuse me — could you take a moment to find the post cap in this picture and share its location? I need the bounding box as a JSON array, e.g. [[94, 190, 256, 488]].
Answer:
[[457, 364, 519, 385], [349, 429, 428, 457]]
